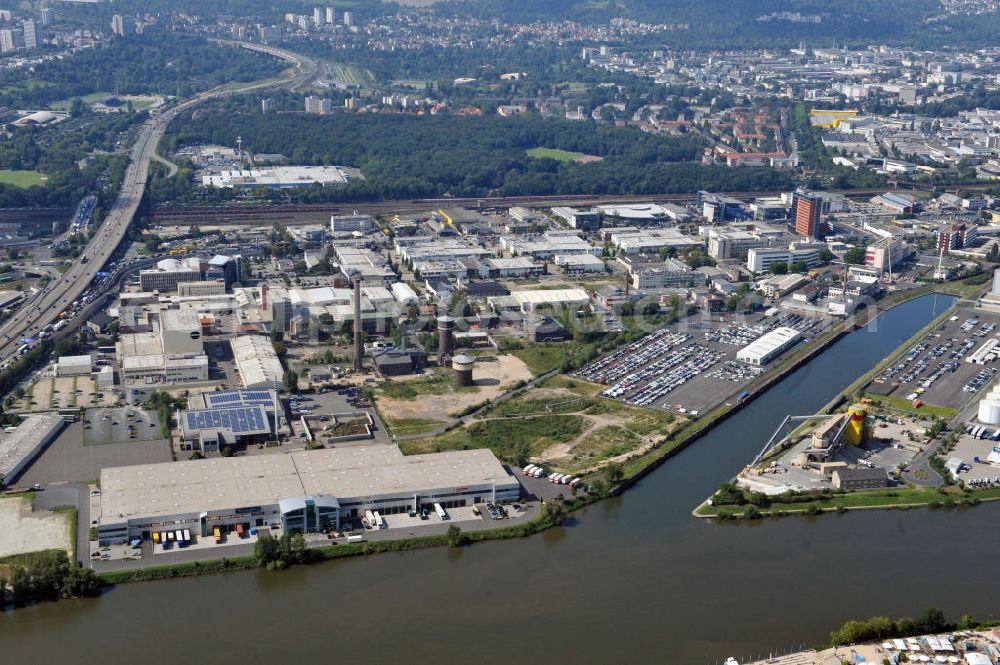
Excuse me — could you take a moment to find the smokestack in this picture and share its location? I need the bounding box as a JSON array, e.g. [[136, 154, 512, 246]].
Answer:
[[625, 270, 631, 298], [437, 315, 454, 364], [353, 278, 363, 372], [260, 284, 268, 313]]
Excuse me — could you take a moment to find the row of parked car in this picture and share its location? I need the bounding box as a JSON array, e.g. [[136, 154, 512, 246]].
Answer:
[[521, 464, 584, 489], [964, 367, 998, 394], [576, 328, 690, 385]]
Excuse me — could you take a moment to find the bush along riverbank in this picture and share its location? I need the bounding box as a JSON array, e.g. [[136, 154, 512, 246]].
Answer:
[[97, 491, 594, 586], [693, 482, 1000, 520], [827, 607, 998, 647]]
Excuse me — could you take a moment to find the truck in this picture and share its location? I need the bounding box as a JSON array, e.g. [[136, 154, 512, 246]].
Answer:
[[522, 464, 537, 475], [213, 527, 222, 544], [434, 503, 448, 520], [79, 254, 88, 263], [346, 534, 364, 544], [53, 320, 67, 332], [182, 529, 191, 545], [372, 511, 385, 529], [17, 344, 28, 355], [236, 523, 245, 538]]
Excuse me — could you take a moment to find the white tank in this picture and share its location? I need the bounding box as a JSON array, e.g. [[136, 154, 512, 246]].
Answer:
[[978, 397, 1000, 425]]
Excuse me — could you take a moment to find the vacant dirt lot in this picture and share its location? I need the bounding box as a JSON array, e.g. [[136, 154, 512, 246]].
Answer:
[[378, 354, 533, 422], [0, 496, 71, 559]]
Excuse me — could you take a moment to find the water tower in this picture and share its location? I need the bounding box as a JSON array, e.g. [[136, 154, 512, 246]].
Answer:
[[437, 315, 455, 363], [452, 354, 475, 387]]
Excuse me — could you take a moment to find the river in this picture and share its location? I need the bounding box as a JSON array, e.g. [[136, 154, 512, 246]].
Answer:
[[5, 293, 997, 664]]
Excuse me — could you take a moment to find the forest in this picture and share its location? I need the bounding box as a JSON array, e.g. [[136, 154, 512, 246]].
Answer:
[[0, 33, 287, 109], [158, 100, 793, 203]]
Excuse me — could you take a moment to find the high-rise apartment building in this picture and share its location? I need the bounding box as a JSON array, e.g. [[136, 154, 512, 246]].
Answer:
[[793, 191, 822, 238], [22, 20, 37, 49]]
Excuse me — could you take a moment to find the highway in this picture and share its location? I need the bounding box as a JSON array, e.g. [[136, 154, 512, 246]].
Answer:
[[0, 42, 316, 368]]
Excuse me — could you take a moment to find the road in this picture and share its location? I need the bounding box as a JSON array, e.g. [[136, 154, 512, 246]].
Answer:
[[0, 42, 317, 369]]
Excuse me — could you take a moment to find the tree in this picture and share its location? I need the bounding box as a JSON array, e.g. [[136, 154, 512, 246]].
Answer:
[[844, 247, 866, 264], [541, 500, 567, 526], [282, 369, 299, 393], [254, 534, 282, 567], [603, 461, 624, 485], [770, 261, 788, 275], [446, 524, 468, 547]]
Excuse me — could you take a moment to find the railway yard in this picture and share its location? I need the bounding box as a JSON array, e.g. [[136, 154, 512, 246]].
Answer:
[[576, 310, 831, 414]]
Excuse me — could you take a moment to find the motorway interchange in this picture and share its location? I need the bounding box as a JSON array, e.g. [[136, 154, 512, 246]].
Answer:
[[0, 44, 315, 369]]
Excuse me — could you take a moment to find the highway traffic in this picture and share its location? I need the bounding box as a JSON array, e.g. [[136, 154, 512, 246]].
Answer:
[[0, 43, 316, 369]]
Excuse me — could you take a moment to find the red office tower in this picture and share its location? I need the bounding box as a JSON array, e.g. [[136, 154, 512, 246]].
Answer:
[[793, 192, 821, 238]]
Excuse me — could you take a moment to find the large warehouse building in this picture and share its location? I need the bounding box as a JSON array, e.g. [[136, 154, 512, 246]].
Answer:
[[231, 335, 284, 389], [97, 445, 520, 544], [736, 327, 802, 366], [0, 415, 66, 487]]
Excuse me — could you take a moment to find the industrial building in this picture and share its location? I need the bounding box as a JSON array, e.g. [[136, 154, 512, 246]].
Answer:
[[487, 288, 591, 314], [608, 228, 701, 255], [56, 354, 94, 377], [118, 309, 209, 383], [177, 280, 226, 297], [555, 254, 605, 274], [231, 335, 284, 389], [831, 467, 889, 491], [551, 206, 601, 230], [630, 258, 704, 290], [96, 445, 520, 544], [139, 257, 202, 293], [482, 257, 544, 279], [0, 415, 66, 486], [746, 245, 824, 273], [201, 166, 359, 189], [698, 191, 748, 222], [179, 389, 284, 452], [330, 213, 373, 234], [736, 327, 802, 365]]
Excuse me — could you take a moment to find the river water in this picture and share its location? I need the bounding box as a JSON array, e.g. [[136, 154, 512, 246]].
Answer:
[[6, 293, 997, 664]]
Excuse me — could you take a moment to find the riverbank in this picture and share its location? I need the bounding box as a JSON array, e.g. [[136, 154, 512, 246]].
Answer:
[[19, 290, 974, 591], [609, 286, 940, 496], [691, 287, 997, 519], [693, 484, 1000, 519], [96, 490, 598, 586]]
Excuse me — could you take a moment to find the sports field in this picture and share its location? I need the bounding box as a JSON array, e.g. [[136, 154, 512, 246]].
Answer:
[[0, 170, 47, 187]]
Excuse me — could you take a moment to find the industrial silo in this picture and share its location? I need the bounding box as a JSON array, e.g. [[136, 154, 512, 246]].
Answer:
[[844, 404, 867, 446]]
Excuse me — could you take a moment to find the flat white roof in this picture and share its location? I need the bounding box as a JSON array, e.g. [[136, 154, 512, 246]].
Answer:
[[100, 445, 516, 523], [0, 415, 65, 478], [58, 354, 92, 368], [737, 326, 802, 362], [511, 288, 590, 305]]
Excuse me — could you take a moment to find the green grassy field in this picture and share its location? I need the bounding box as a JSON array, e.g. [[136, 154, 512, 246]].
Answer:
[[862, 393, 958, 419], [0, 170, 47, 188], [526, 147, 593, 162]]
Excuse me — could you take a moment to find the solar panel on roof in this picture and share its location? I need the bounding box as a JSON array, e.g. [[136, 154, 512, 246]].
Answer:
[[183, 406, 269, 435]]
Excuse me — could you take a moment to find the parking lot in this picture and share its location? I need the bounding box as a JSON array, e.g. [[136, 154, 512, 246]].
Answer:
[[950, 431, 1000, 487], [872, 309, 1000, 410], [83, 406, 161, 445], [575, 312, 829, 414]]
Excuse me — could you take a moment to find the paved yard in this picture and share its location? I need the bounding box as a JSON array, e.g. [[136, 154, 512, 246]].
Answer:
[[14, 421, 171, 487], [0, 495, 71, 559]]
